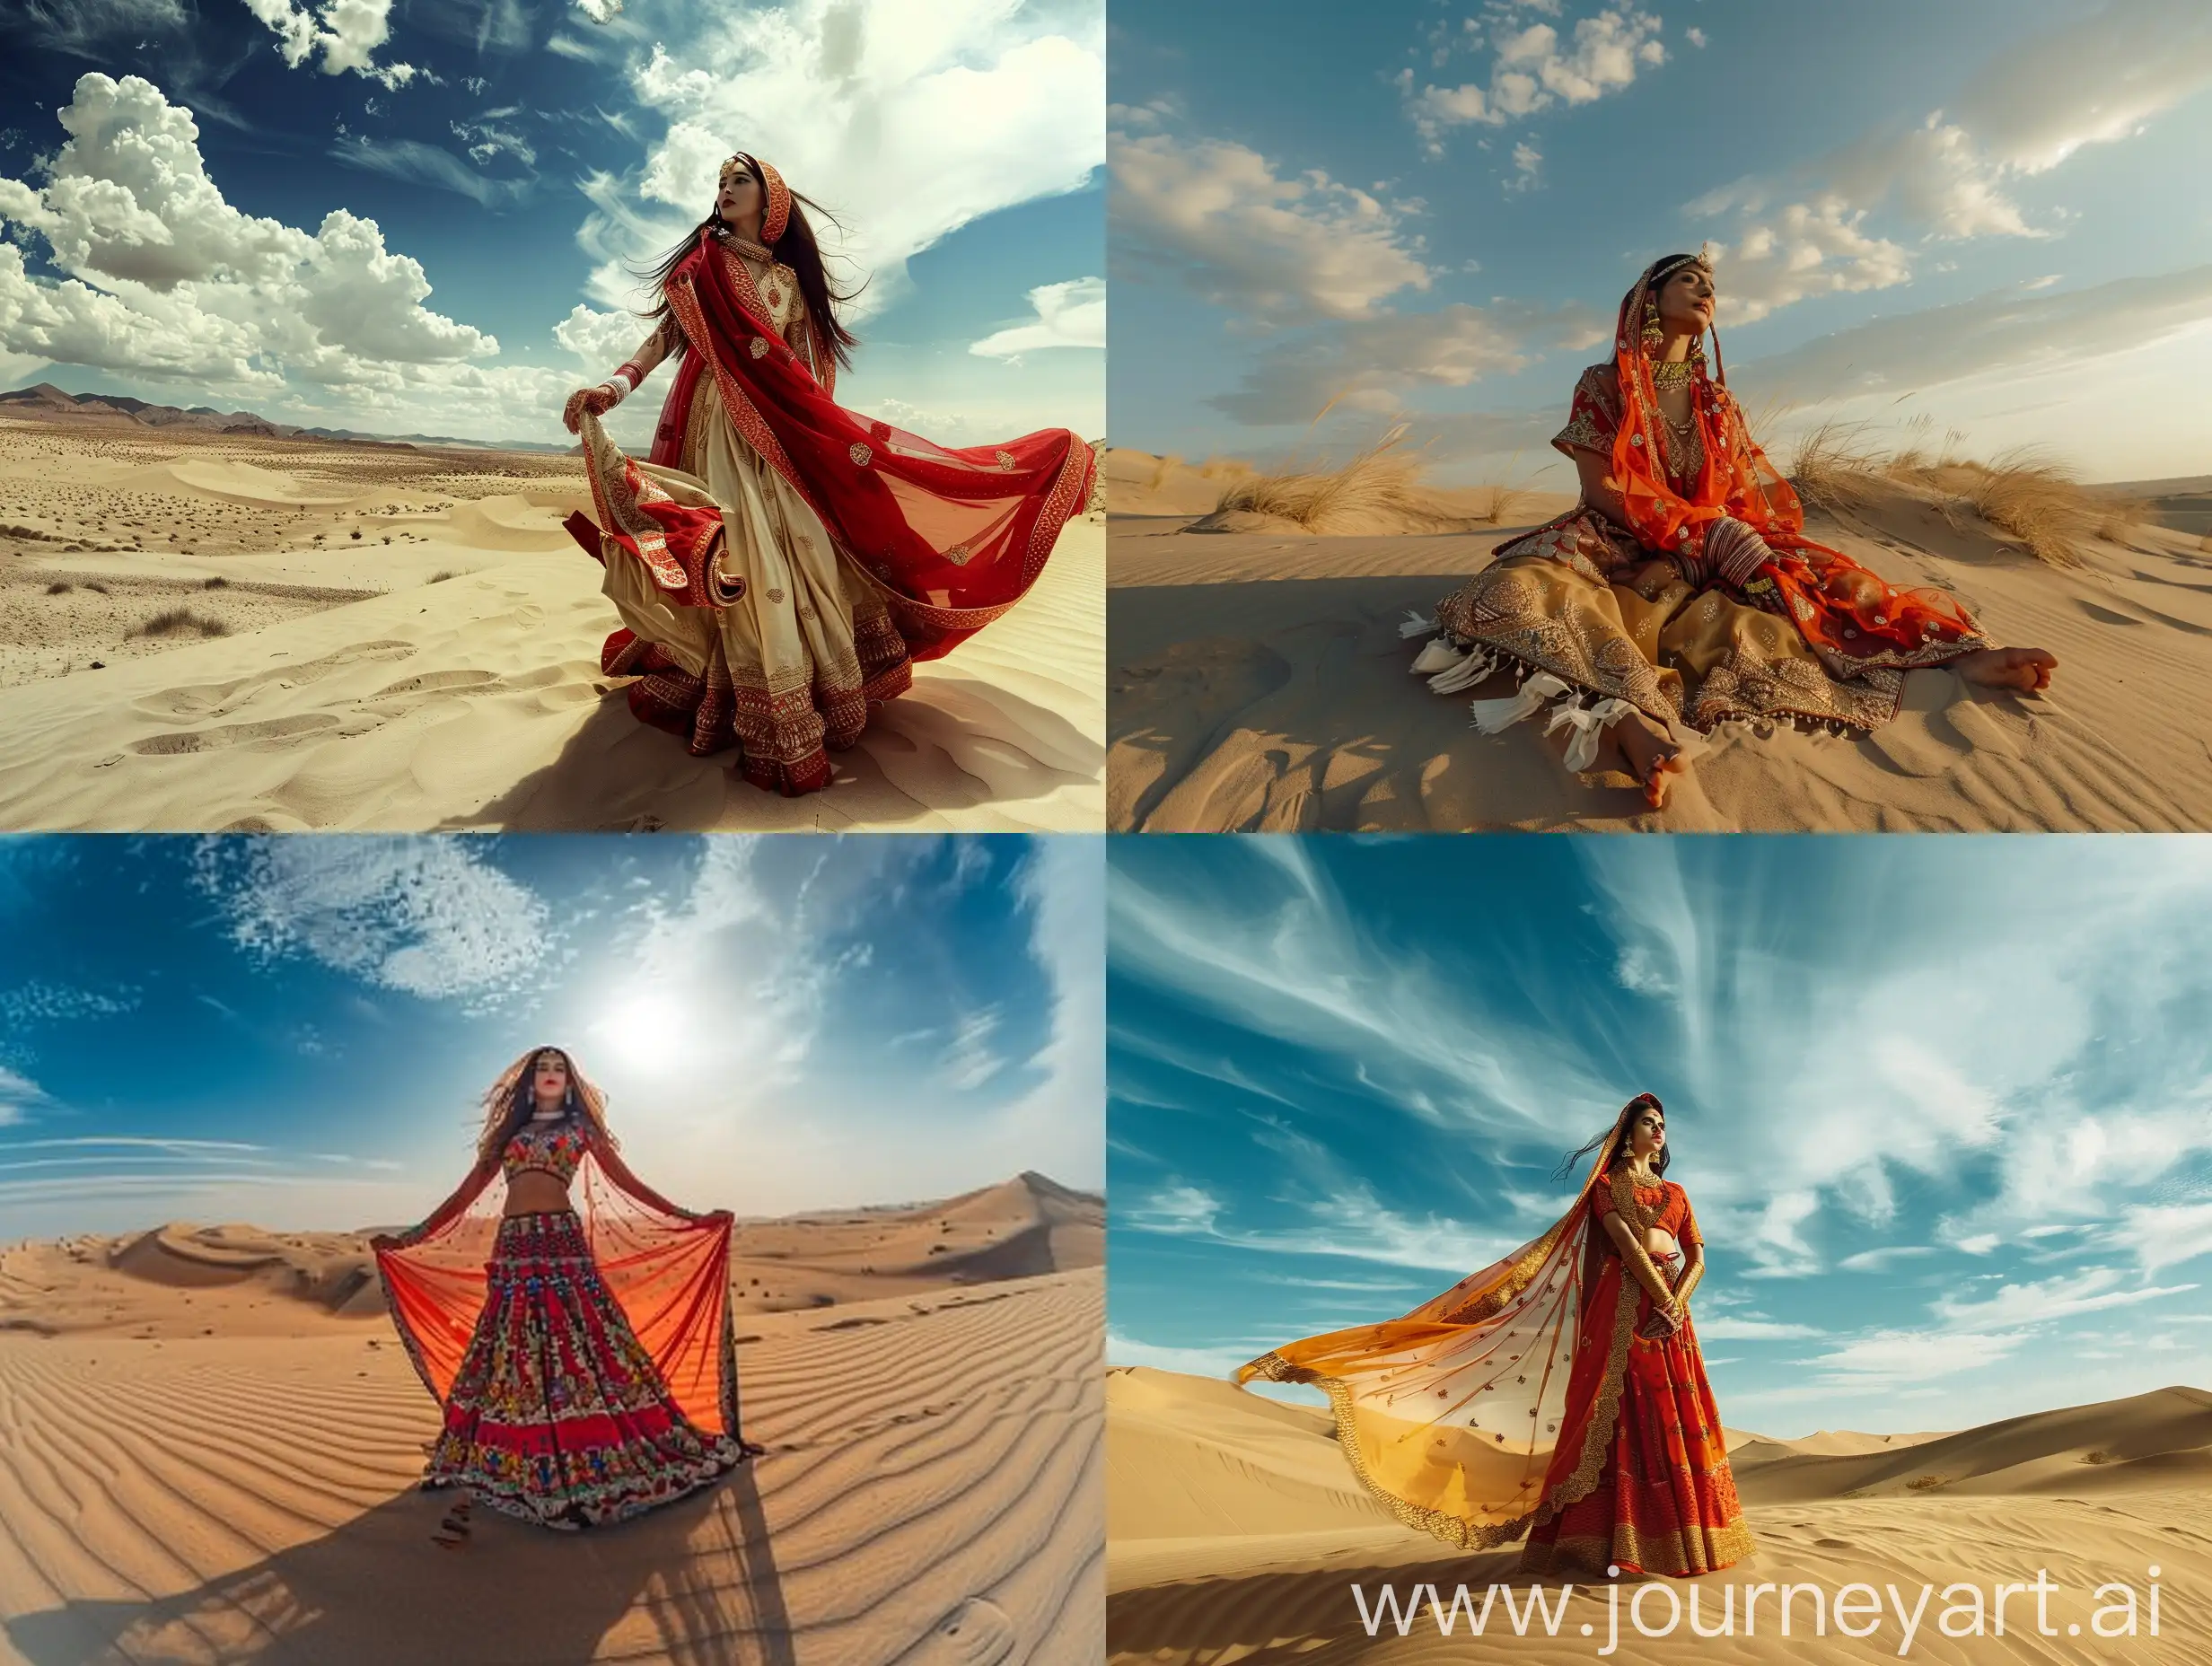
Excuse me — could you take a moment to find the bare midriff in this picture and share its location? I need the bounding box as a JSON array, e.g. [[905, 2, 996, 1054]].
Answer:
[[1645, 1225, 1680, 1260], [504, 1169, 574, 1217]]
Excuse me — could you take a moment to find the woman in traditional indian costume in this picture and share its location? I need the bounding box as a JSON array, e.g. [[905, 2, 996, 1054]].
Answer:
[[1404, 253, 2058, 808], [1237, 1092, 1753, 1579], [373, 1048, 764, 1535], [559, 153, 1096, 795]]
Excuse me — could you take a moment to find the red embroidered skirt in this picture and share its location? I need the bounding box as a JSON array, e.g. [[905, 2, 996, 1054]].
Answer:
[[1521, 1314, 1752, 1578], [423, 1210, 740, 1529], [599, 627, 912, 796]]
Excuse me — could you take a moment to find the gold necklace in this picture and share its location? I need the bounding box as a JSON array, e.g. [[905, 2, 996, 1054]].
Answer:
[[1650, 356, 1696, 390]]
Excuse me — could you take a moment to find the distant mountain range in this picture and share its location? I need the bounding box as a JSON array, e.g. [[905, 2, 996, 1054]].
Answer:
[[0, 382, 572, 454]]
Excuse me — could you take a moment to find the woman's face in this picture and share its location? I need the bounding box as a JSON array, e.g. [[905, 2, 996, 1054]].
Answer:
[[532, 1056, 569, 1104], [716, 164, 763, 227], [1628, 1107, 1666, 1158], [1655, 264, 1715, 331]]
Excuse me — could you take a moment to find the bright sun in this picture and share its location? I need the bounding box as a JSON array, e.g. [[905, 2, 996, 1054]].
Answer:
[[599, 994, 688, 1070]]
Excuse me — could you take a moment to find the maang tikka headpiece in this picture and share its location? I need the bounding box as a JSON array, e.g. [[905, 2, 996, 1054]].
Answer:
[[721, 153, 790, 244]]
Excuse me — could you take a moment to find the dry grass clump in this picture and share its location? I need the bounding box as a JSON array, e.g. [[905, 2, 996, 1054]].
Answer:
[[136, 606, 230, 638], [1146, 452, 1185, 491], [1214, 425, 1476, 534], [1786, 417, 1889, 515], [1788, 416, 2128, 566]]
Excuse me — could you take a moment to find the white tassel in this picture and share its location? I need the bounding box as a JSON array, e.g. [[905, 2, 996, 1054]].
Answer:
[[1428, 644, 1503, 693], [1409, 638, 1465, 675], [1548, 696, 1636, 772], [1398, 609, 1438, 639], [1470, 671, 1571, 734]]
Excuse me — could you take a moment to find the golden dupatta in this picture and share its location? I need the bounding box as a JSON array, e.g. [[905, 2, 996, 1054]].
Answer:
[[1234, 1098, 1644, 1549]]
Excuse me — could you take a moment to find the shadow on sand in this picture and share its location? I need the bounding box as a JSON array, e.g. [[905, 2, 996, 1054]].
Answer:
[[5, 1465, 794, 1666]]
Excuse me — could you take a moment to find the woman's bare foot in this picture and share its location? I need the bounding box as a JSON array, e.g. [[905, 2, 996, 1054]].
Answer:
[[1955, 645, 2057, 693], [1611, 710, 1689, 809]]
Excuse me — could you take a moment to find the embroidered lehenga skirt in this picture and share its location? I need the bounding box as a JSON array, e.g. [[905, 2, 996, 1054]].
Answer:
[[423, 1210, 741, 1529], [1520, 1250, 1752, 1578], [598, 376, 914, 795], [1431, 513, 1913, 735]]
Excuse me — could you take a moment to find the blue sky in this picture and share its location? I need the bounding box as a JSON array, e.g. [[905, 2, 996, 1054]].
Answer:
[[1110, 0, 2212, 484], [1107, 835, 2212, 1439], [0, 832, 1102, 1239], [0, 1, 1102, 445]]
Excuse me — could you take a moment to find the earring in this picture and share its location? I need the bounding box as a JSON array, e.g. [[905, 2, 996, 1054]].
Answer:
[[1639, 294, 1663, 357]]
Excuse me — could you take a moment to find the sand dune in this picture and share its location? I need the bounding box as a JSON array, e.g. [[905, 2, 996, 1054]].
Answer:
[[1109, 473, 2212, 831], [0, 420, 1104, 833], [0, 1179, 1103, 1665], [1108, 1367, 2212, 1662]]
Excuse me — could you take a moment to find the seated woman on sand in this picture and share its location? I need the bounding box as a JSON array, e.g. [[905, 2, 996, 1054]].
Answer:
[[1403, 252, 2058, 808]]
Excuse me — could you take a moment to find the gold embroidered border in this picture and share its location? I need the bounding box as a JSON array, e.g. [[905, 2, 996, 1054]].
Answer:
[[1240, 1351, 1538, 1552], [1435, 1217, 1568, 1326], [1527, 1223, 1643, 1529], [668, 275, 838, 543]]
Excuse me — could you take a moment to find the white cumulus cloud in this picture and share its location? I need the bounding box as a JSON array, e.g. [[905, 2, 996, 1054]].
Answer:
[[1400, 7, 1667, 157], [578, 0, 1103, 320], [0, 75, 496, 388], [1111, 127, 1430, 326], [969, 275, 1104, 358], [240, 0, 421, 89]]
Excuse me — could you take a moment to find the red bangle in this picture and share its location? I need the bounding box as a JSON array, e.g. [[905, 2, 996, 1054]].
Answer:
[[613, 361, 645, 390]]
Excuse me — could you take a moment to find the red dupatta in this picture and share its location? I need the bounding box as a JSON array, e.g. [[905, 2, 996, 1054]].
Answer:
[[373, 1062, 740, 1440], [636, 221, 1095, 662], [1605, 257, 1985, 671]]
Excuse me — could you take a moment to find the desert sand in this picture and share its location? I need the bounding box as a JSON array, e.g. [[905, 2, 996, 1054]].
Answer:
[[1109, 449, 2212, 832], [0, 419, 1104, 833], [1108, 1365, 2212, 1663], [0, 1174, 1103, 1666]]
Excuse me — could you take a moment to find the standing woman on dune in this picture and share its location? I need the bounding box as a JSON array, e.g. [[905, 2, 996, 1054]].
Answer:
[[560, 152, 1096, 795], [1404, 251, 2058, 810], [1237, 1093, 1754, 1579], [373, 1047, 765, 1536]]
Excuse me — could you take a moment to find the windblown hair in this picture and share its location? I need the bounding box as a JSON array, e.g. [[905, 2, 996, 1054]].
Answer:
[[474, 1046, 618, 1163], [636, 153, 864, 371], [1553, 1092, 1669, 1183]]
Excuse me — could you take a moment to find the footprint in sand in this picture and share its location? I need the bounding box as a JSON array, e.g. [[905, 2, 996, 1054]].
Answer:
[[370, 669, 505, 699], [898, 1599, 1015, 1666], [133, 639, 417, 720], [131, 713, 343, 755]]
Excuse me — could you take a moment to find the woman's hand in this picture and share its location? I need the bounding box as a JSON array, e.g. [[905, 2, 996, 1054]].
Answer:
[[562, 383, 623, 434]]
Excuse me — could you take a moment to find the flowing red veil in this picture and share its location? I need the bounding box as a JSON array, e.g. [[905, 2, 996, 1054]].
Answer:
[[575, 155, 1095, 663], [373, 1052, 740, 1439]]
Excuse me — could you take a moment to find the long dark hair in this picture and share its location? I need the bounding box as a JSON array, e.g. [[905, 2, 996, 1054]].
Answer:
[[475, 1045, 603, 1162], [1552, 1092, 1669, 1182], [636, 153, 863, 372]]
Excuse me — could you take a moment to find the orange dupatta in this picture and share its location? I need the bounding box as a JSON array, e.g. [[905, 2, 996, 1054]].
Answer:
[[373, 1058, 740, 1440], [1235, 1098, 1649, 1550], [1604, 256, 1986, 671]]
